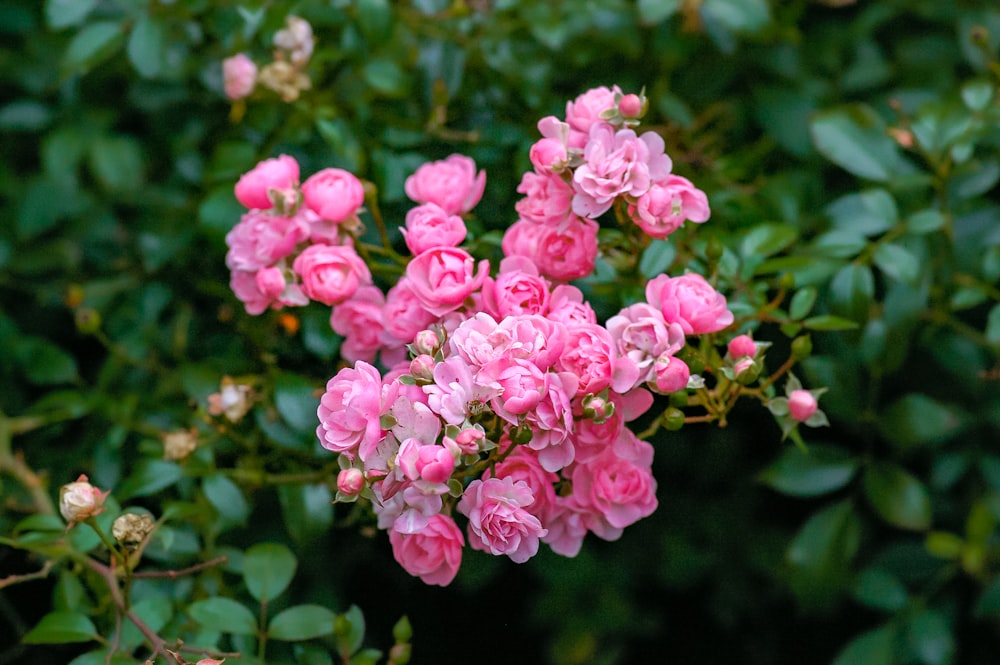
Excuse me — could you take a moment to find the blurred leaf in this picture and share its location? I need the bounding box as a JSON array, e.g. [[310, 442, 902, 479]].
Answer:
[[14, 336, 79, 385], [786, 500, 861, 612], [363, 58, 410, 97], [62, 21, 124, 73], [639, 240, 676, 279], [986, 303, 1000, 346], [873, 243, 920, 286], [301, 308, 341, 359], [825, 189, 897, 237], [829, 263, 874, 324], [974, 578, 1000, 618], [961, 78, 994, 111], [789, 287, 817, 320], [188, 598, 257, 636], [202, 474, 249, 527], [802, 315, 859, 331], [831, 625, 893, 665], [89, 135, 144, 192], [355, 0, 392, 42], [23, 612, 98, 644], [0, 100, 53, 132], [335, 604, 366, 656], [278, 483, 334, 545], [759, 445, 858, 498], [906, 209, 947, 234], [852, 567, 908, 612], [863, 463, 932, 531], [906, 609, 954, 665], [268, 604, 338, 641], [116, 460, 183, 501], [638, 0, 681, 25], [810, 104, 903, 181], [274, 371, 321, 433], [244, 542, 297, 602], [45, 0, 98, 29], [925, 531, 964, 559], [879, 394, 969, 449], [127, 16, 165, 78], [741, 223, 797, 259]]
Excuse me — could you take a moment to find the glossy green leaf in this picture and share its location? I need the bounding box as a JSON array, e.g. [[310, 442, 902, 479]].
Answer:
[[906, 209, 947, 234], [878, 393, 968, 449], [62, 21, 124, 73], [874, 243, 920, 286], [45, 0, 98, 29], [906, 609, 954, 665], [789, 287, 817, 320], [278, 483, 334, 545], [268, 604, 338, 641], [203, 474, 249, 526], [335, 604, 366, 656], [115, 460, 183, 501], [829, 263, 874, 324], [274, 372, 321, 433], [852, 567, 908, 612], [786, 500, 861, 611], [127, 17, 165, 78], [741, 223, 798, 259], [825, 189, 898, 236], [244, 542, 297, 602], [89, 135, 144, 192], [188, 597, 258, 636], [23, 611, 98, 644], [363, 58, 409, 97], [758, 445, 858, 498], [811, 105, 902, 181], [638, 0, 681, 24], [639, 239, 676, 279], [831, 625, 893, 665], [120, 596, 173, 650], [864, 463, 932, 531]]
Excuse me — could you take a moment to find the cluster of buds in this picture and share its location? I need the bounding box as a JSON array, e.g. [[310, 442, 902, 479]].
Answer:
[[222, 15, 315, 103]]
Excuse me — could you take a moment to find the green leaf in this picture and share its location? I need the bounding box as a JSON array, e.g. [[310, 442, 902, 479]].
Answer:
[[23, 611, 98, 644], [363, 58, 409, 97], [335, 604, 366, 656], [925, 531, 964, 559], [810, 104, 903, 181], [831, 625, 894, 665], [789, 287, 817, 320], [244, 542, 297, 602], [825, 189, 898, 236], [268, 604, 338, 641], [0, 100, 53, 132], [759, 445, 858, 498], [906, 609, 954, 665], [873, 242, 920, 286], [62, 21, 124, 74], [786, 500, 861, 612], [278, 483, 334, 545], [89, 135, 144, 192], [986, 303, 1000, 347], [274, 372, 321, 433], [45, 0, 98, 29], [906, 209, 947, 234], [115, 459, 183, 501], [852, 567, 908, 612], [701, 0, 770, 33], [974, 578, 1000, 618], [188, 597, 258, 636], [127, 17, 165, 78], [638, 0, 681, 25], [829, 263, 874, 324], [802, 315, 858, 331], [864, 463, 932, 531], [15, 336, 79, 385], [961, 79, 994, 111], [639, 240, 676, 279], [202, 474, 249, 526], [120, 596, 173, 650], [356, 0, 392, 42], [879, 393, 968, 449], [741, 223, 798, 259]]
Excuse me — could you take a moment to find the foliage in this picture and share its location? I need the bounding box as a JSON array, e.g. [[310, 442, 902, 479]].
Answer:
[[1, 0, 999, 663]]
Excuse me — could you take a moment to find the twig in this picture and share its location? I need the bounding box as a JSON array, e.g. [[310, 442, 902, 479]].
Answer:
[[0, 560, 54, 590], [132, 556, 228, 579]]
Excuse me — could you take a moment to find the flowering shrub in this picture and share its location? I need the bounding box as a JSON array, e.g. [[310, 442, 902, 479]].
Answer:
[[222, 86, 825, 585]]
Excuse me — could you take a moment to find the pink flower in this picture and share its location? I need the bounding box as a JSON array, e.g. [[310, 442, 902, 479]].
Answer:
[[293, 243, 372, 306], [606, 303, 686, 387], [515, 171, 575, 227], [382, 278, 438, 345], [481, 256, 551, 319], [479, 357, 548, 420], [502, 218, 599, 282], [254, 266, 287, 299], [405, 247, 490, 317], [225, 210, 310, 272], [337, 468, 364, 496], [523, 371, 578, 472], [618, 93, 643, 119], [788, 389, 818, 422], [488, 445, 560, 526], [728, 334, 757, 359], [331, 285, 386, 364], [572, 125, 672, 219], [301, 168, 365, 223], [231, 269, 307, 315], [564, 85, 619, 148], [557, 323, 639, 397], [389, 513, 463, 586], [59, 474, 108, 524], [397, 440, 455, 485], [223, 53, 257, 100], [645, 273, 734, 335], [401, 203, 468, 255], [316, 361, 384, 459], [498, 314, 566, 371], [404, 154, 486, 215], [424, 356, 498, 425], [458, 476, 548, 563], [629, 174, 710, 239], [234, 155, 300, 210], [547, 285, 597, 326], [653, 353, 690, 393]]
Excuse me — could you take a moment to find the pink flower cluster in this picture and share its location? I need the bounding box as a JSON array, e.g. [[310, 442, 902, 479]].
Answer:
[[226, 86, 737, 586]]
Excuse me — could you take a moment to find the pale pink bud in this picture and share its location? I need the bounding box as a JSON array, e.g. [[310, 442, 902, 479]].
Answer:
[[409, 354, 436, 383], [788, 390, 818, 422], [654, 354, 690, 393], [59, 474, 108, 524], [733, 357, 755, 377], [454, 428, 485, 455], [337, 468, 365, 496], [412, 329, 440, 356], [727, 334, 756, 359], [618, 93, 643, 119], [223, 54, 257, 100], [582, 394, 615, 424]]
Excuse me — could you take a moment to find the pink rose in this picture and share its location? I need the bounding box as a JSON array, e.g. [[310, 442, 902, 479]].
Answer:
[[489, 445, 560, 526], [254, 266, 287, 299], [479, 357, 548, 420], [423, 356, 498, 425], [397, 439, 455, 485], [502, 218, 599, 282], [223, 53, 257, 100], [788, 390, 818, 422], [389, 513, 463, 586], [401, 203, 468, 255], [404, 154, 486, 215], [523, 371, 579, 472], [382, 278, 438, 345], [293, 243, 372, 306], [645, 273, 734, 335], [606, 303, 686, 387], [515, 171, 575, 227], [629, 174, 710, 239], [564, 85, 619, 148], [529, 116, 571, 173], [316, 361, 385, 459], [405, 247, 490, 317], [301, 168, 365, 223], [557, 323, 639, 396], [59, 474, 108, 524], [547, 285, 597, 326], [572, 125, 673, 219], [458, 476, 548, 563], [231, 269, 307, 315], [447, 312, 507, 368], [225, 210, 310, 272], [331, 285, 386, 364], [234, 155, 300, 210], [498, 314, 566, 371], [481, 256, 551, 319]]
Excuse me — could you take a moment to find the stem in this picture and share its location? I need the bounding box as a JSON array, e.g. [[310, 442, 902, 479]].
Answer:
[[132, 556, 228, 579], [0, 560, 54, 590], [0, 415, 57, 516]]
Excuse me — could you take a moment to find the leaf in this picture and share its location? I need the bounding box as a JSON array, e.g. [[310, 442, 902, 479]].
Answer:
[[244, 542, 297, 602], [356, 0, 392, 42], [789, 287, 817, 320], [852, 567, 908, 612], [89, 135, 144, 192], [202, 474, 249, 526], [986, 303, 1000, 347], [268, 604, 338, 641], [363, 58, 409, 97], [0, 100, 53, 132], [829, 263, 874, 324], [188, 598, 258, 636], [786, 500, 861, 612], [741, 223, 798, 259], [45, 0, 98, 29], [906, 209, 947, 234], [278, 483, 333, 545], [15, 336, 79, 385], [23, 611, 98, 644], [120, 596, 173, 651], [825, 189, 898, 236], [906, 609, 954, 665], [863, 463, 932, 531], [127, 17, 165, 78], [637, 0, 681, 25], [810, 104, 903, 181], [115, 459, 183, 501], [639, 240, 676, 279], [62, 21, 124, 74], [878, 394, 969, 449], [831, 625, 894, 665], [874, 243, 920, 286], [273, 372, 321, 433], [961, 79, 994, 111], [759, 445, 858, 498], [335, 605, 366, 656]]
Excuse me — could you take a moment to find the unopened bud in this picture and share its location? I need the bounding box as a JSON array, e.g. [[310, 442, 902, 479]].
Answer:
[[727, 334, 756, 359], [788, 390, 818, 422], [74, 308, 101, 334], [413, 329, 441, 356], [662, 407, 686, 431], [791, 335, 812, 360], [409, 354, 436, 383], [654, 354, 690, 393], [618, 93, 644, 119], [337, 468, 365, 496], [112, 512, 156, 548], [454, 428, 485, 454], [59, 474, 108, 524], [581, 393, 615, 424], [162, 429, 198, 461], [733, 357, 760, 384], [388, 643, 412, 665]]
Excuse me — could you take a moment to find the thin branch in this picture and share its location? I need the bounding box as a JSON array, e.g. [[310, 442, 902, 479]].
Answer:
[[132, 556, 227, 579], [0, 560, 54, 590]]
